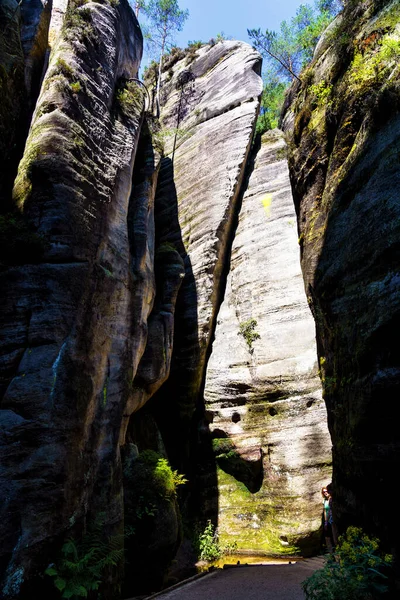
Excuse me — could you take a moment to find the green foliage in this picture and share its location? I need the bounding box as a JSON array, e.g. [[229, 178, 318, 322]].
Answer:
[[127, 450, 187, 522], [198, 521, 237, 562], [309, 79, 332, 105], [215, 32, 227, 42], [348, 34, 400, 92], [69, 81, 82, 94], [116, 80, 145, 115], [0, 213, 49, 267], [302, 526, 393, 600], [143, 0, 189, 113], [187, 40, 203, 49], [144, 0, 189, 58], [45, 517, 124, 599], [63, 0, 94, 41], [256, 71, 288, 133], [56, 58, 74, 78], [238, 318, 261, 353], [212, 438, 235, 456], [248, 0, 343, 81]]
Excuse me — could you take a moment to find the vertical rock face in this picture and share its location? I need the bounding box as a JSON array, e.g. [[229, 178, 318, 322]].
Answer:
[[203, 130, 330, 555], [150, 41, 263, 469], [0, 1, 151, 596], [284, 0, 400, 567], [0, 0, 27, 207]]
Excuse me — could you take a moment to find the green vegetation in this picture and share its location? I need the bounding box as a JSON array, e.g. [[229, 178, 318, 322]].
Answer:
[[143, 0, 189, 114], [238, 318, 261, 354], [302, 526, 393, 600], [197, 520, 237, 562], [125, 450, 187, 524], [69, 81, 82, 94], [248, 0, 343, 133], [309, 79, 333, 105], [116, 80, 145, 115], [45, 516, 124, 599], [256, 73, 287, 134], [63, 0, 94, 41], [347, 34, 400, 93], [212, 438, 235, 456], [56, 58, 74, 78]]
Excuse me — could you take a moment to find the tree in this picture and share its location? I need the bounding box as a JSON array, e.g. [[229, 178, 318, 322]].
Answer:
[[248, 0, 344, 134], [256, 70, 288, 134], [248, 1, 343, 82], [133, 1, 146, 18], [144, 0, 189, 115]]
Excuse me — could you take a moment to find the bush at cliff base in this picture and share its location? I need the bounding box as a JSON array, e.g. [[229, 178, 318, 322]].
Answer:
[[302, 526, 393, 600]]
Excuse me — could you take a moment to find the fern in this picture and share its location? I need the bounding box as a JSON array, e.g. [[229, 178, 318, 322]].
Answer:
[[45, 517, 124, 599]]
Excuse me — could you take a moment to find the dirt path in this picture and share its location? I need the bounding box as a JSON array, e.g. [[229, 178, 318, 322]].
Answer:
[[134, 557, 325, 600]]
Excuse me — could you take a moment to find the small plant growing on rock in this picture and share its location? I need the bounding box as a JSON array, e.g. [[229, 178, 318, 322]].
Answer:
[[116, 80, 145, 115], [198, 521, 237, 562], [70, 81, 82, 94], [302, 526, 393, 600], [45, 515, 124, 599], [238, 318, 260, 354]]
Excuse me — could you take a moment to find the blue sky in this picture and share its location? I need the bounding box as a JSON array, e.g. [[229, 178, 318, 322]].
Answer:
[[139, 0, 308, 70]]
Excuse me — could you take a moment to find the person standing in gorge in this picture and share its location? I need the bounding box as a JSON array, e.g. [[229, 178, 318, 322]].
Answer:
[[326, 483, 339, 549], [321, 484, 336, 553]]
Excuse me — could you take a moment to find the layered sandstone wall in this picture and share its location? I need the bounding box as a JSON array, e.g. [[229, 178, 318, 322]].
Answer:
[[203, 130, 330, 555]]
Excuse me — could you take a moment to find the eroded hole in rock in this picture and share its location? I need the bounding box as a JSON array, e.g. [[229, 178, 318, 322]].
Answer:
[[231, 411, 241, 423], [269, 407, 278, 416], [211, 428, 227, 439], [280, 536, 289, 544], [40, 102, 57, 115], [306, 400, 314, 408]]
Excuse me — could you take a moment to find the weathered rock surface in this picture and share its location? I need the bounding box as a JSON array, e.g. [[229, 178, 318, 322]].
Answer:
[[0, 0, 27, 207], [203, 130, 331, 555], [0, 1, 150, 596], [284, 0, 400, 571], [149, 41, 263, 470], [20, 0, 52, 108]]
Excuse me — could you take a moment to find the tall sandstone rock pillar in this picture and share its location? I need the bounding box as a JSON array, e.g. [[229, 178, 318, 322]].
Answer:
[[283, 0, 400, 576], [0, 1, 150, 597], [150, 40, 263, 475]]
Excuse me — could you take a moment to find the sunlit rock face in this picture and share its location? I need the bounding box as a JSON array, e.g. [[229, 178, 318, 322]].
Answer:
[[283, 0, 400, 572], [149, 40, 263, 472], [203, 130, 331, 556], [0, 2, 148, 596]]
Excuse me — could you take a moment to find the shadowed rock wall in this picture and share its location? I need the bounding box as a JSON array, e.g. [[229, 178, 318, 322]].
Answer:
[[0, 1, 150, 597], [283, 0, 400, 576]]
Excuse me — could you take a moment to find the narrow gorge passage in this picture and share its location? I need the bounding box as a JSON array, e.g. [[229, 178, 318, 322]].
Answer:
[[3, 0, 400, 597]]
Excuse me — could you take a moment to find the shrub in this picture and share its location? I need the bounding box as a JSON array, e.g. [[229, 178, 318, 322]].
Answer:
[[56, 58, 74, 78], [198, 521, 237, 562], [116, 80, 144, 115], [238, 318, 261, 353], [128, 450, 187, 521], [302, 526, 393, 600], [186, 40, 203, 50], [45, 516, 124, 599], [69, 81, 81, 94]]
